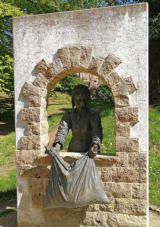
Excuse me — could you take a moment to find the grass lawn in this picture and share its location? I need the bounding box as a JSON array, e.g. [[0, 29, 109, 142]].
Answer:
[[149, 106, 160, 206]]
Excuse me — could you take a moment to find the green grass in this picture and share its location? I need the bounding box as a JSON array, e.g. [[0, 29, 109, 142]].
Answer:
[[0, 169, 16, 202], [0, 132, 15, 166], [149, 106, 160, 206]]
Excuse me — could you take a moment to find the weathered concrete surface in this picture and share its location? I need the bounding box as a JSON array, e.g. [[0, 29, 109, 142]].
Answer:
[[14, 3, 148, 152]]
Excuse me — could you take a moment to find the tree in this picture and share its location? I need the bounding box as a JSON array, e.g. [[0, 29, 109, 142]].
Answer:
[[0, 1, 24, 94]]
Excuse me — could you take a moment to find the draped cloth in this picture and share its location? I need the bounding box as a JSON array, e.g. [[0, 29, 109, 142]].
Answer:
[[44, 151, 110, 208]]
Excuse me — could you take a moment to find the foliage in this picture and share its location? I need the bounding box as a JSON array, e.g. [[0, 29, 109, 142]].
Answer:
[[96, 84, 114, 103], [54, 74, 87, 94], [0, 1, 24, 94]]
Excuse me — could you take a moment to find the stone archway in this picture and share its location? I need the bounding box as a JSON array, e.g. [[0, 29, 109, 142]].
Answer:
[[20, 45, 139, 154]]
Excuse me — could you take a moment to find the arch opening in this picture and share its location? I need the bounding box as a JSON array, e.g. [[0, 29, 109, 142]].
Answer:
[[47, 72, 115, 155]]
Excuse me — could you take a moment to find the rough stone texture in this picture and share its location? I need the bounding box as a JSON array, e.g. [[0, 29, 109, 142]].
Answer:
[[114, 95, 129, 107], [27, 122, 40, 135], [132, 183, 147, 199], [23, 81, 47, 98], [101, 167, 146, 183], [33, 73, 49, 88], [114, 198, 147, 216], [20, 136, 40, 150], [16, 150, 42, 165], [79, 46, 93, 68], [115, 107, 139, 123], [116, 136, 139, 152], [21, 108, 40, 122], [128, 152, 147, 168], [115, 121, 130, 137], [88, 56, 104, 75], [104, 183, 132, 198]]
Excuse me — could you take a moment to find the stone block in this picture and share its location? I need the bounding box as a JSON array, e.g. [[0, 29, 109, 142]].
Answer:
[[115, 152, 129, 167], [116, 136, 139, 152], [124, 76, 137, 94], [33, 73, 49, 88], [88, 56, 103, 74], [115, 121, 130, 137], [23, 81, 47, 98], [103, 183, 132, 198], [128, 153, 147, 168], [21, 108, 40, 122], [20, 135, 40, 150], [48, 58, 64, 78], [83, 211, 108, 226], [107, 212, 147, 227], [80, 46, 93, 68], [19, 165, 50, 178], [132, 184, 147, 199], [99, 54, 121, 76], [34, 59, 51, 79], [114, 198, 147, 216], [28, 95, 42, 107], [99, 197, 115, 212], [112, 81, 129, 97], [28, 122, 40, 135], [28, 178, 45, 194], [57, 47, 71, 69], [101, 167, 146, 183], [105, 54, 122, 70], [16, 150, 41, 165], [87, 204, 100, 212], [69, 46, 81, 68], [114, 95, 129, 107], [32, 192, 45, 207], [115, 107, 139, 123]]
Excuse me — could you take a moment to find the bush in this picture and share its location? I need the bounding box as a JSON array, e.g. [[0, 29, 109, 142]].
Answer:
[[96, 84, 114, 104], [54, 74, 87, 94]]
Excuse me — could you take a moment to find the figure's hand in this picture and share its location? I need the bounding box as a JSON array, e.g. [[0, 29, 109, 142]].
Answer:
[[45, 143, 61, 157], [88, 144, 99, 159]]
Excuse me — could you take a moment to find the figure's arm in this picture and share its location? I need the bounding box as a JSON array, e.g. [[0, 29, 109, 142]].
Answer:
[[53, 111, 71, 150], [46, 112, 71, 156], [89, 112, 102, 158]]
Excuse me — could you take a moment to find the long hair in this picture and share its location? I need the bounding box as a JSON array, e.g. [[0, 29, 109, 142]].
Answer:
[[72, 85, 90, 109]]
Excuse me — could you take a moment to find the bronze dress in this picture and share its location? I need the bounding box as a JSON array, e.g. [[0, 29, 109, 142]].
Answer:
[[53, 108, 102, 153]]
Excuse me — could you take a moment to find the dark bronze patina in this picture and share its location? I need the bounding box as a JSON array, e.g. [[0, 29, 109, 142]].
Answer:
[[44, 85, 109, 208], [48, 85, 102, 158]]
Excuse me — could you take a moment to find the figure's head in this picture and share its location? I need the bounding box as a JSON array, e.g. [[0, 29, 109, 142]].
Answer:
[[72, 85, 90, 110]]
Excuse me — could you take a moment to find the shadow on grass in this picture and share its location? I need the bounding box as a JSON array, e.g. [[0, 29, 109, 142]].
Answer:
[[0, 189, 16, 202], [0, 97, 14, 136]]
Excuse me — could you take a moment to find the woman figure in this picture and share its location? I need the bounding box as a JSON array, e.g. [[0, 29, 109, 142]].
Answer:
[[48, 84, 102, 158]]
